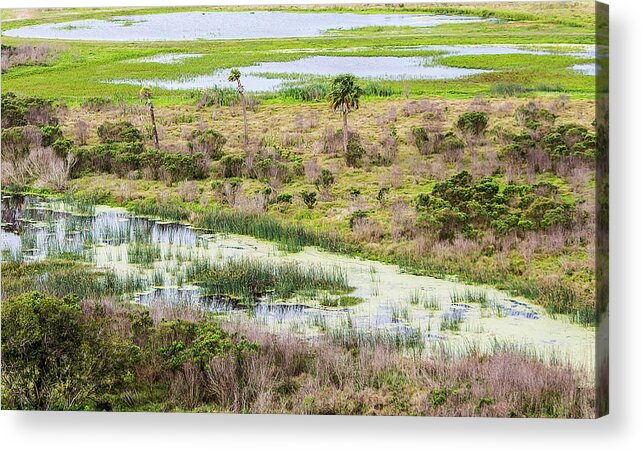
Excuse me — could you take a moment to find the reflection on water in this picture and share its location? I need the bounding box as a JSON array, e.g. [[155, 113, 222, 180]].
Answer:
[[0, 195, 594, 372], [3, 11, 481, 41]]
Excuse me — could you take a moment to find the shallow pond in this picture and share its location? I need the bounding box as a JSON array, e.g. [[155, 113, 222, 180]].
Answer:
[[571, 63, 598, 76], [0, 195, 594, 374], [111, 55, 488, 91], [3, 11, 481, 41], [112, 44, 594, 92]]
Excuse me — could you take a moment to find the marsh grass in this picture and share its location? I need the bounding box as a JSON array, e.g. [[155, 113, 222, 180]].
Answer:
[[440, 312, 464, 332], [325, 321, 425, 354], [319, 295, 364, 308], [451, 289, 489, 306], [130, 200, 351, 254], [185, 257, 351, 302], [127, 242, 161, 267], [408, 289, 441, 311], [425, 295, 441, 311], [1, 260, 148, 300]]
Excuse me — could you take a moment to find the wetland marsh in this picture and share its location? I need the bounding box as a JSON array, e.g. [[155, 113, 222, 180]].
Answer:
[[1, 2, 605, 416]]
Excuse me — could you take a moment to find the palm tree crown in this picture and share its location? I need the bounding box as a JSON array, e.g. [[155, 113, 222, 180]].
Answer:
[[139, 86, 153, 102], [228, 69, 242, 84], [327, 74, 363, 113]]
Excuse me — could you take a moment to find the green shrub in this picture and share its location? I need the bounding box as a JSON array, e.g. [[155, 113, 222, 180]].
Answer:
[[52, 138, 74, 158], [155, 320, 258, 371], [40, 125, 63, 147], [439, 132, 465, 153], [415, 171, 577, 238], [1, 92, 58, 128], [219, 154, 245, 178], [301, 190, 317, 209], [515, 104, 556, 129], [345, 135, 365, 168], [316, 168, 335, 188], [1, 127, 32, 161], [1, 291, 135, 410], [456, 111, 488, 136], [189, 128, 227, 160], [411, 126, 431, 154], [349, 210, 369, 229], [276, 193, 293, 204], [97, 121, 143, 144], [74, 143, 207, 181]]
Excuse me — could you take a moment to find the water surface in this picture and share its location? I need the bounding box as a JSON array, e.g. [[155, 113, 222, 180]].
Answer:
[[1, 195, 594, 373], [110, 55, 488, 91], [3, 11, 480, 41]]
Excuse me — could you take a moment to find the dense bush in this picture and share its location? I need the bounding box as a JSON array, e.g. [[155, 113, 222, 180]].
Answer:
[[542, 123, 596, 157], [316, 168, 335, 189], [1, 92, 58, 128], [415, 171, 576, 240], [411, 126, 431, 154], [1, 291, 134, 410], [219, 154, 246, 178], [74, 143, 208, 182], [514, 104, 556, 129], [52, 138, 74, 158], [189, 128, 227, 160], [1, 290, 260, 411], [97, 121, 143, 144], [276, 192, 293, 204], [40, 125, 63, 147], [301, 190, 317, 209], [456, 111, 489, 136], [345, 135, 365, 168], [412, 127, 464, 156], [1, 126, 38, 161]]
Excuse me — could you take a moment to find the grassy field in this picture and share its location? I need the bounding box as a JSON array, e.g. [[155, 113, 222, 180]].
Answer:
[[1, 2, 596, 102]]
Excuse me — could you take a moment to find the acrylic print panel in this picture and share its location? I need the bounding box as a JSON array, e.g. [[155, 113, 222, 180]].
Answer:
[[0, 2, 608, 418]]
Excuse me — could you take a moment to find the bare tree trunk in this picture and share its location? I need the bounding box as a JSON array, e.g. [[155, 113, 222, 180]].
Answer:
[[342, 104, 349, 155], [149, 101, 159, 149], [241, 93, 249, 147]]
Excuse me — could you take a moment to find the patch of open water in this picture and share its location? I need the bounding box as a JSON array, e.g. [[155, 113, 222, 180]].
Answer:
[[111, 44, 594, 92], [0, 195, 594, 373], [3, 11, 481, 41], [110, 55, 488, 91]]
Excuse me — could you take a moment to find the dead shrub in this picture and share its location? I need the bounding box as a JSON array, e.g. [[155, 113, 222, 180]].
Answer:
[[178, 181, 199, 202], [389, 200, 417, 240], [73, 119, 90, 145], [351, 217, 384, 243]]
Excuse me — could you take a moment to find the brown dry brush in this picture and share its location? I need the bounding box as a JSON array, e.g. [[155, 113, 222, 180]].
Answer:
[[183, 319, 594, 417], [122, 302, 594, 417]]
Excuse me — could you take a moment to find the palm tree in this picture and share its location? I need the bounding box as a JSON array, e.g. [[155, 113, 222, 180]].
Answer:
[[327, 74, 363, 155], [228, 68, 249, 146], [139, 86, 159, 149]]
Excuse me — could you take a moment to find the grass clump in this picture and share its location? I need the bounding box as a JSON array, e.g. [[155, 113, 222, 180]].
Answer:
[[320, 295, 364, 308], [127, 242, 162, 267], [185, 257, 351, 302], [451, 289, 489, 305]]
